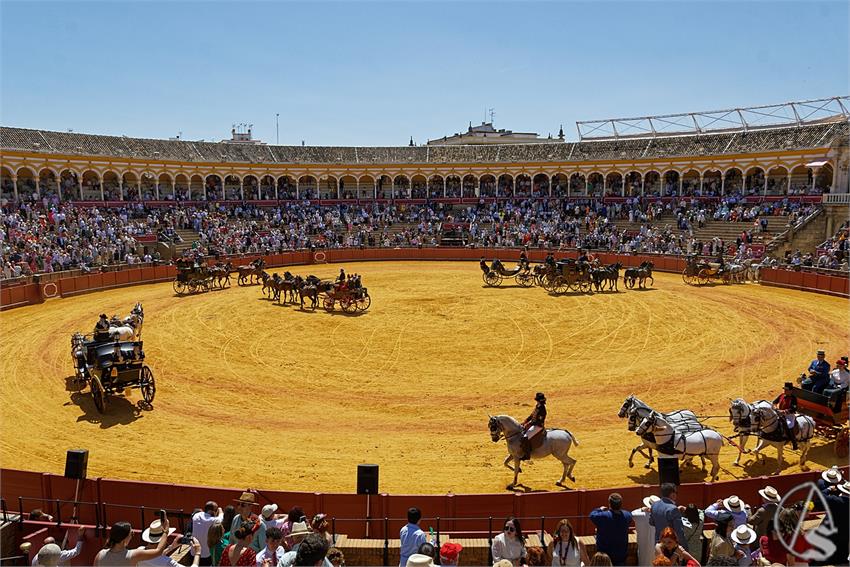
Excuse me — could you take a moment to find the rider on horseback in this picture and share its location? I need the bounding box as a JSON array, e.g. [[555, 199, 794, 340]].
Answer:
[[772, 382, 798, 449], [520, 392, 547, 460]]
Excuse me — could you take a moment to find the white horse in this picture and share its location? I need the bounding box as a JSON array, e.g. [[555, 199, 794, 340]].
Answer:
[[488, 415, 579, 489], [636, 411, 724, 481], [618, 395, 704, 468], [109, 302, 144, 341], [728, 398, 772, 465], [749, 407, 815, 474]]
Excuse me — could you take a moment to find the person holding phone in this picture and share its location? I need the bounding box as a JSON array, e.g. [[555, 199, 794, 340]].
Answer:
[[94, 519, 171, 566], [137, 518, 201, 567]]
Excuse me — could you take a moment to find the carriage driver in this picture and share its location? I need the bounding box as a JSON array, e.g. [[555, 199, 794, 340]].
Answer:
[[94, 314, 111, 341], [520, 392, 547, 460], [772, 382, 798, 449], [337, 268, 346, 283], [544, 252, 556, 269], [519, 247, 529, 269]]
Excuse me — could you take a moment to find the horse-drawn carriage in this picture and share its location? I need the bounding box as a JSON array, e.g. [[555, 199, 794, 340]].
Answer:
[[71, 335, 155, 413], [538, 259, 593, 294], [173, 259, 232, 294], [786, 384, 848, 440], [322, 284, 371, 313], [682, 255, 731, 286], [479, 259, 534, 288]]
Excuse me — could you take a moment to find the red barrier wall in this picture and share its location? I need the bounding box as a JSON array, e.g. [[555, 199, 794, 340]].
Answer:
[[4, 467, 847, 541], [3, 251, 845, 311]]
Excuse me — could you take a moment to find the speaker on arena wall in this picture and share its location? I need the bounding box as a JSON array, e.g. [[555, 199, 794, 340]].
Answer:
[[64, 449, 89, 480], [357, 464, 379, 495], [657, 454, 680, 487]]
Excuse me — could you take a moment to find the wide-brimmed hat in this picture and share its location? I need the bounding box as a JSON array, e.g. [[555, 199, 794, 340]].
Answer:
[[758, 486, 781, 503], [837, 482, 850, 496], [822, 466, 844, 485], [816, 350, 825, 356], [723, 495, 746, 513], [234, 491, 259, 506], [289, 521, 311, 538], [731, 525, 757, 545], [406, 554, 435, 567], [141, 519, 176, 544], [261, 504, 278, 519], [643, 495, 661, 508]]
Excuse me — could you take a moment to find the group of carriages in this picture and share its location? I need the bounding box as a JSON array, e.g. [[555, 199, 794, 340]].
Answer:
[[681, 254, 762, 286], [480, 255, 654, 294], [173, 257, 234, 295], [70, 303, 155, 413], [259, 268, 371, 314]]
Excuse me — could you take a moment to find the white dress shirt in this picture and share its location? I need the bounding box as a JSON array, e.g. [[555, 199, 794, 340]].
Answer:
[[32, 541, 82, 566]]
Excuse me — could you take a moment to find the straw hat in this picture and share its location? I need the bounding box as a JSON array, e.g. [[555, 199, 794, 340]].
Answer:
[[142, 519, 176, 544], [406, 554, 434, 567], [730, 525, 757, 545], [723, 495, 746, 513], [234, 491, 259, 506], [837, 482, 850, 496], [289, 521, 311, 538], [821, 466, 844, 485], [758, 486, 781, 503], [643, 495, 661, 508]]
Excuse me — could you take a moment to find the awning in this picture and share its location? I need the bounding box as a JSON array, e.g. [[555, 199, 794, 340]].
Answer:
[[805, 160, 828, 167]]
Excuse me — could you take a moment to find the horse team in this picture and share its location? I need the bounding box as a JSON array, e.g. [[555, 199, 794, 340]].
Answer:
[[489, 393, 819, 490]]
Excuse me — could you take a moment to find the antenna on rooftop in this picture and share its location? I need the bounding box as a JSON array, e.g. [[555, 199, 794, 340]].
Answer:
[[489, 108, 495, 124]]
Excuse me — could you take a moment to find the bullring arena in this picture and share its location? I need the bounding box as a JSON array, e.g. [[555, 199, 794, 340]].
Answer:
[[0, 254, 847, 493]]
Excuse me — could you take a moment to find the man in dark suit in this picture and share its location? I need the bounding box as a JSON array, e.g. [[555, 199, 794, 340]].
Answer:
[[649, 483, 687, 551]]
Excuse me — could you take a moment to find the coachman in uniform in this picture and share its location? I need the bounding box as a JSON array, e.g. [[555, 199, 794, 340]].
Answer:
[[520, 392, 547, 460]]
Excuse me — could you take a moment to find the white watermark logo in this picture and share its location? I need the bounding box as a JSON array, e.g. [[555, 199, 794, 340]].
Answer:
[[774, 481, 837, 562]]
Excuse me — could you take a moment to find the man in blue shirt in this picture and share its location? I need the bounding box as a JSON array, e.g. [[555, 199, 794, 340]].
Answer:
[[802, 350, 831, 394], [589, 493, 633, 565], [399, 507, 432, 567]]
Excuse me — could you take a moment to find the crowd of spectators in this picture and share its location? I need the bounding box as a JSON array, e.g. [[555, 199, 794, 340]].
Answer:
[[0, 195, 833, 280], [26, 469, 849, 566]]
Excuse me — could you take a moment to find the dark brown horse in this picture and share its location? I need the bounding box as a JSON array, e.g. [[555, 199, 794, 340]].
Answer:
[[294, 275, 318, 309]]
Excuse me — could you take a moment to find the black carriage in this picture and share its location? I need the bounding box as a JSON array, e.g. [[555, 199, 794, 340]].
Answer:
[[479, 259, 534, 288], [322, 285, 371, 313], [173, 264, 213, 295], [539, 259, 593, 294], [71, 334, 155, 413], [784, 384, 848, 440]]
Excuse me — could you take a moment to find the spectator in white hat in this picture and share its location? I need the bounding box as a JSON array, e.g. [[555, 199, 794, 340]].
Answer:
[[631, 495, 659, 567], [192, 501, 224, 565], [279, 522, 312, 567], [137, 519, 200, 567], [705, 495, 749, 527], [729, 524, 758, 566], [818, 465, 844, 491], [747, 486, 780, 538]]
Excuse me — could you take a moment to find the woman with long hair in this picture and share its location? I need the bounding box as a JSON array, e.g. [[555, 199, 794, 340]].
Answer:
[[207, 520, 226, 566], [219, 521, 257, 566], [491, 516, 527, 567], [94, 520, 170, 566], [654, 527, 700, 566], [546, 519, 589, 566]]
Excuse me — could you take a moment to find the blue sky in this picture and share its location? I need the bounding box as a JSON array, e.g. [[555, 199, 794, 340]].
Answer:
[[1, 1, 847, 146]]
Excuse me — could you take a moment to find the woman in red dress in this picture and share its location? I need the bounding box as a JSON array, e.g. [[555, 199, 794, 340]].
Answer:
[[220, 520, 258, 566]]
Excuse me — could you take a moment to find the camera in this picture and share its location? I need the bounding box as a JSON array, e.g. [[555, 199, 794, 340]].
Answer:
[[180, 533, 193, 545]]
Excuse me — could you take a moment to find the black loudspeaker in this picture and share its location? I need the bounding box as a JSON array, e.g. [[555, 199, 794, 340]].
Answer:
[[357, 464, 379, 495], [64, 449, 89, 480], [657, 455, 680, 487]]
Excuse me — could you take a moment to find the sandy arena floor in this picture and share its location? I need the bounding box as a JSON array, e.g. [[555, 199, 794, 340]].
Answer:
[[1, 261, 847, 494]]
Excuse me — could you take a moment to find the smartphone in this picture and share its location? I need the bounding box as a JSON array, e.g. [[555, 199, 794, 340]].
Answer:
[[159, 509, 166, 522]]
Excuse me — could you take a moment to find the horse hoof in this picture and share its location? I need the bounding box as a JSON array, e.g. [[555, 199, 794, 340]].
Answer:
[[733, 462, 742, 467], [506, 484, 515, 490], [555, 481, 564, 488], [628, 462, 634, 468], [644, 464, 651, 469], [567, 475, 575, 482], [801, 465, 810, 472]]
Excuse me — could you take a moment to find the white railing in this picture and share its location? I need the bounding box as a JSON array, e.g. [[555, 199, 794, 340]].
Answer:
[[822, 193, 850, 204]]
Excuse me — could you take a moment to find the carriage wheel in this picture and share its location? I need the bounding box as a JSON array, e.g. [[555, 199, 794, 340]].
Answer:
[[322, 297, 335, 312], [540, 276, 554, 292], [579, 280, 592, 293], [484, 272, 501, 287], [173, 280, 186, 295], [356, 293, 372, 311], [516, 272, 534, 288], [187, 280, 198, 294], [140, 366, 156, 406], [697, 269, 711, 286], [341, 298, 357, 313], [682, 270, 694, 286], [721, 272, 732, 285], [91, 376, 106, 413]]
